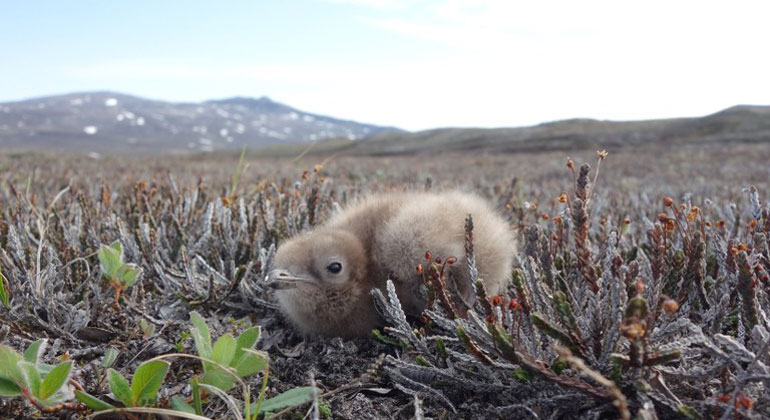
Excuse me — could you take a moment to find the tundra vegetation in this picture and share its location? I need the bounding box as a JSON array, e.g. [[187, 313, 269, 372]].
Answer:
[[0, 142, 769, 419]]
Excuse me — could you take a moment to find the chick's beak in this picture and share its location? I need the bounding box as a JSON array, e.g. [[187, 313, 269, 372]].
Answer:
[[266, 269, 316, 289]]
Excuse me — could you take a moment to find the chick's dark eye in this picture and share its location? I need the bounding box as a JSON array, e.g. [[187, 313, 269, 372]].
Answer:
[[326, 262, 342, 274]]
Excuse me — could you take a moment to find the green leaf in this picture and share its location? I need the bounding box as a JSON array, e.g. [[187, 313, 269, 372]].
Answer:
[[35, 363, 55, 376], [24, 340, 46, 364], [108, 368, 133, 407], [211, 334, 237, 366], [109, 240, 123, 257], [74, 390, 116, 411], [233, 327, 260, 364], [0, 344, 22, 383], [171, 395, 196, 414], [0, 269, 10, 308], [201, 364, 238, 392], [252, 386, 321, 414], [191, 376, 202, 415], [0, 377, 22, 397], [116, 264, 141, 287], [130, 360, 169, 406], [39, 361, 72, 400], [98, 244, 122, 279], [233, 348, 268, 378], [17, 361, 41, 398], [190, 312, 212, 359], [102, 347, 119, 368]]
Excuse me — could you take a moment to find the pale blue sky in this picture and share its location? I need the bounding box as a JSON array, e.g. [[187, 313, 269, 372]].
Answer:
[[2, 0, 769, 130]]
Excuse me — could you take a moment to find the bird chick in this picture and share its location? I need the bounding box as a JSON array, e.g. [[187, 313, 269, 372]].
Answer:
[[267, 191, 516, 337]]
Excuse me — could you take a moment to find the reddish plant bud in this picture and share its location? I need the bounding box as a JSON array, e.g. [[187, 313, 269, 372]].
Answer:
[[558, 192, 568, 203], [508, 298, 522, 311], [566, 158, 574, 169], [435, 257, 442, 264], [738, 396, 753, 410], [716, 220, 726, 229], [657, 213, 669, 223], [663, 196, 674, 207], [446, 256, 457, 265], [623, 217, 631, 225], [662, 299, 679, 313], [490, 295, 503, 306], [541, 213, 549, 221], [416, 264, 423, 274], [485, 315, 496, 324], [425, 251, 432, 261], [622, 323, 645, 339], [635, 280, 645, 294]]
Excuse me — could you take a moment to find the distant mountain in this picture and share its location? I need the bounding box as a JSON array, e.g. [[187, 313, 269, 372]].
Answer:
[[343, 105, 770, 155], [0, 91, 402, 154]]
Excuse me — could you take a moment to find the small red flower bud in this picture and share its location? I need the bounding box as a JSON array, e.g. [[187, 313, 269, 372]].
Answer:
[[663, 196, 674, 207], [662, 299, 679, 313], [508, 299, 521, 311], [425, 251, 432, 261], [446, 257, 457, 265], [635, 280, 645, 294], [416, 264, 423, 274]]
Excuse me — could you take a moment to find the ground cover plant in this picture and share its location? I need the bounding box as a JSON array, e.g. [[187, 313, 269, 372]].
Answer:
[[0, 142, 769, 419]]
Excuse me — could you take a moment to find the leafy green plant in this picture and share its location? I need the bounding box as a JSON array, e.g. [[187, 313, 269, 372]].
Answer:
[[0, 340, 74, 411], [75, 359, 170, 410], [189, 311, 266, 392], [98, 240, 141, 308], [184, 312, 320, 419]]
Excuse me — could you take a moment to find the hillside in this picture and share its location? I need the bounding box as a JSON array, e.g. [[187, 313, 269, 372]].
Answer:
[[1, 92, 769, 157], [347, 105, 770, 155], [0, 91, 401, 154]]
